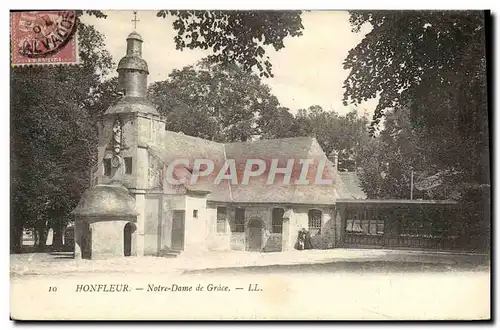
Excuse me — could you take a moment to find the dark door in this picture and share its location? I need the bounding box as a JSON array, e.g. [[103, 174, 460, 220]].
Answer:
[[124, 223, 135, 256], [247, 219, 263, 251], [171, 210, 185, 250], [81, 223, 92, 259]]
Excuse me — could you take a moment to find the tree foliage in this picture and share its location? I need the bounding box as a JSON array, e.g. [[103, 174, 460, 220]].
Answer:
[[11, 23, 114, 251], [343, 11, 489, 187], [292, 106, 372, 171], [357, 107, 435, 199], [258, 106, 297, 140], [156, 10, 304, 78], [148, 59, 281, 142], [148, 59, 372, 168]]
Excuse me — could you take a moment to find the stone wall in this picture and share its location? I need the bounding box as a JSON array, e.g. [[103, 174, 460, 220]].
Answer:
[[230, 233, 245, 251], [286, 206, 337, 250], [205, 205, 231, 251], [263, 233, 282, 252], [206, 204, 285, 252], [183, 194, 208, 252], [144, 195, 161, 256], [204, 203, 339, 252]]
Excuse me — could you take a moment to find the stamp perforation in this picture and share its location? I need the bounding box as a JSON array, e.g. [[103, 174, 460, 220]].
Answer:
[[10, 10, 80, 67]]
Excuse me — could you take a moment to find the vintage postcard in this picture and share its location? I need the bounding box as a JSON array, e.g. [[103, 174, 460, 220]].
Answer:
[[10, 9, 491, 320]]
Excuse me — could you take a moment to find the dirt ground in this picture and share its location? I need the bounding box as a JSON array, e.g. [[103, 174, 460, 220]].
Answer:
[[10, 249, 490, 320], [10, 248, 490, 276]]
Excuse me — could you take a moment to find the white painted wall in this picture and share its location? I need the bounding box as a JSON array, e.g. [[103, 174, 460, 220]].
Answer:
[[184, 195, 208, 252]]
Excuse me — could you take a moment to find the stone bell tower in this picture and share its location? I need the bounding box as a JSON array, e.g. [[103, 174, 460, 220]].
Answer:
[[73, 29, 166, 259], [95, 30, 164, 186]]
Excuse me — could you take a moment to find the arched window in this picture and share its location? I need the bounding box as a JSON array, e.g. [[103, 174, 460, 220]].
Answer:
[[308, 209, 322, 235], [272, 208, 284, 233]]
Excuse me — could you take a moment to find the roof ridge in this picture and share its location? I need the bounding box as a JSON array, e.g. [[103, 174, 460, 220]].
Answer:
[[224, 136, 314, 146], [163, 130, 224, 146]]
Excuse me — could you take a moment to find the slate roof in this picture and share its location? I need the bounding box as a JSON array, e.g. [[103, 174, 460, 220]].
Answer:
[[148, 132, 365, 205], [146, 131, 229, 202], [225, 137, 339, 205], [336, 172, 367, 200]]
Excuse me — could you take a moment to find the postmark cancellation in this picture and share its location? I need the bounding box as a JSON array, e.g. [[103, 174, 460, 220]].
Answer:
[[10, 10, 79, 66]]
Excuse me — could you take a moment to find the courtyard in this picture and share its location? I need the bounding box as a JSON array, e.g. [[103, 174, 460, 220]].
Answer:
[[10, 248, 490, 320], [10, 248, 490, 277]]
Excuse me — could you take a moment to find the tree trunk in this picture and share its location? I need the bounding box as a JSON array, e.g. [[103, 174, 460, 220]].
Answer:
[[35, 219, 47, 252], [10, 224, 23, 254], [53, 223, 64, 247], [10, 210, 25, 253]]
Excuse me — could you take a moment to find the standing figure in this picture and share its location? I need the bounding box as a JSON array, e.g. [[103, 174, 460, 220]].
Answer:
[[295, 228, 306, 250], [304, 230, 313, 250]]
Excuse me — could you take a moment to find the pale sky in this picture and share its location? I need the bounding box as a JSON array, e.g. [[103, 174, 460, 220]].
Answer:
[[82, 10, 378, 116]]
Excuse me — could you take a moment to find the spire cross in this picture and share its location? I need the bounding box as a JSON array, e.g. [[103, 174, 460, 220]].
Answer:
[[131, 11, 140, 30]]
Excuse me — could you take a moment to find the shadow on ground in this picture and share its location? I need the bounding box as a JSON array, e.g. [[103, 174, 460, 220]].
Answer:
[[12, 245, 74, 254], [183, 260, 490, 275]]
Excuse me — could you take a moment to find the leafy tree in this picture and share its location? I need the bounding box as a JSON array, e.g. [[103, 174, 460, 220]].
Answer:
[[258, 107, 297, 140], [357, 107, 425, 199], [156, 10, 304, 77], [343, 11, 489, 187], [148, 59, 281, 142], [74, 10, 304, 78], [148, 60, 372, 169], [344, 11, 490, 248], [291, 105, 372, 171], [11, 23, 114, 252]]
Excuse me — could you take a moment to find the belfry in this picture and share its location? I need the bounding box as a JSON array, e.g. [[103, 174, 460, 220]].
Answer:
[[72, 26, 166, 259]]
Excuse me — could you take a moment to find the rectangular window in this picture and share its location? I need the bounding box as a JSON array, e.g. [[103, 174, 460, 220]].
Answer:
[[193, 210, 198, 219], [124, 157, 133, 174], [346, 219, 353, 232], [377, 220, 385, 235], [346, 218, 384, 236], [308, 209, 322, 236], [361, 220, 369, 234], [234, 208, 245, 233], [103, 158, 112, 176], [352, 219, 362, 233], [272, 208, 284, 233], [216, 207, 227, 233]]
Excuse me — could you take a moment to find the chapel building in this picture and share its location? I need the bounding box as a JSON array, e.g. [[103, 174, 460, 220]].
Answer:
[[71, 31, 365, 259]]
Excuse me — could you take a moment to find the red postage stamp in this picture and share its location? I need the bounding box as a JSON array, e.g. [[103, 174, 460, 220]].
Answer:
[[10, 10, 79, 66]]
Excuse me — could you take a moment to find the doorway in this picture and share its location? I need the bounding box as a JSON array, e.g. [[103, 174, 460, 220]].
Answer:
[[171, 210, 185, 251], [124, 222, 136, 256], [81, 222, 92, 259], [247, 218, 264, 251]]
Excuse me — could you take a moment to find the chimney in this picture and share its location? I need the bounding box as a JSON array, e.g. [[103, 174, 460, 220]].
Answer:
[[329, 150, 339, 169]]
